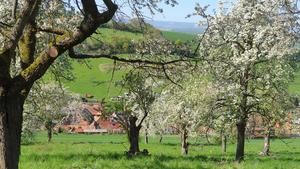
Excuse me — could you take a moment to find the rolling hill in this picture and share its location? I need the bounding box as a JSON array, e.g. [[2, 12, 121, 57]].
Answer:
[[53, 28, 196, 99], [47, 27, 300, 99]]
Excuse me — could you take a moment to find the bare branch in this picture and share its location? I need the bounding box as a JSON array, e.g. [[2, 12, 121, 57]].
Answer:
[[138, 111, 148, 128], [162, 65, 183, 88], [68, 48, 186, 66], [12, 0, 18, 20]]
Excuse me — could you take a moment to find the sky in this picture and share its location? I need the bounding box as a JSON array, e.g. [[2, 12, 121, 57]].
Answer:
[[145, 0, 218, 23], [124, 0, 236, 23]]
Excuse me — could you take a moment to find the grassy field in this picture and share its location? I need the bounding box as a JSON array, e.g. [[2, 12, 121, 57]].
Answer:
[[86, 28, 142, 45], [62, 57, 128, 99], [20, 133, 300, 169], [162, 31, 196, 42], [60, 29, 197, 99]]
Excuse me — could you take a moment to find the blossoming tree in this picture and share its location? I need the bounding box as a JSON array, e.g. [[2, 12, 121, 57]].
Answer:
[[111, 72, 156, 155], [197, 0, 298, 161], [24, 82, 79, 142], [257, 83, 294, 156], [152, 77, 217, 155]]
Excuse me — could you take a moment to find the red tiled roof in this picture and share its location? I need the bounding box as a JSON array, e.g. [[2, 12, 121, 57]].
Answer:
[[57, 103, 123, 133], [99, 120, 121, 130], [82, 103, 102, 116]]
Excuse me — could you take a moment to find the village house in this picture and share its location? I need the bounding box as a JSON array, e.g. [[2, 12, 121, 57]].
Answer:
[[56, 101, 124, 134], [247, 112, 300, 138]]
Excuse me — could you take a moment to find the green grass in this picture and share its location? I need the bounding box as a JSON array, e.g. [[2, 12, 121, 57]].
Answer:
[[62, 28, 143, 99], [162, 31, 196, 42], [64, 57, 300, 99], [56, 29, 198, 99], [87, 28, 142, 44], [20, 133, 300, 169], [62, 57, 129, 99], [289, 69, 300, 95]]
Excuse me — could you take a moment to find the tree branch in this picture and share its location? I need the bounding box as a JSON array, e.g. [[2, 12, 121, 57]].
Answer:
[[0, 0, 40, 85], [0, 21, 12, 28], [138, 111, 148, 128], [68, 48, 186, 66], [11, 0, 118, 93], [0, 0, 40, 55], [18, 0, 40, 70], [35, 27, 64, 35], [12, 0, 18, 20]]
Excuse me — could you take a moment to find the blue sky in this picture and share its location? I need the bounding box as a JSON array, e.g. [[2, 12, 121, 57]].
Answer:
[[142, 0, 219, 23]]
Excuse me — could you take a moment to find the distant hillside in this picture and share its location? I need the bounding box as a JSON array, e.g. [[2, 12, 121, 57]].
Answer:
[[63, 58, 126, 99], [50, 27, 300, 100], [59, 28, 196, 99], [162, 31, 196, 42], [146, 20, 205, 34]]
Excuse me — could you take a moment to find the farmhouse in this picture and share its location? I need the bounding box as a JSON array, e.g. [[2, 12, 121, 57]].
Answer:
[[247, 112, 300, 138], [56, 102, 124, 134]]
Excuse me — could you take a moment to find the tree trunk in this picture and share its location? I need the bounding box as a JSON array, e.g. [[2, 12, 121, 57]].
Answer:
[[0, 92, 24, 169], [235, 121, 246, 162], [159, 134, 163, 143], [47, 127, 52, 143], [128, 116, 140, 155], [205, 127, 211, 144], [45, 120, 53, 143], [222, 134, 227, 153], [261, 129, 271, 156], [144, 123, 149, 144], [181, 129, 188, 155]]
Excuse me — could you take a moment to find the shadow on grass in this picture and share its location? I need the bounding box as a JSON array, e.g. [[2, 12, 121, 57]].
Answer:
[[70, 141, 126, 145], [25, 152, 234, 163], [33, 141, 127, 145], [161, 142, 221, 147]]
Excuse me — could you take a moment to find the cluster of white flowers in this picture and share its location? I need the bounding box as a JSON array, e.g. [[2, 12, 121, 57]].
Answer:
[[38, 0, 81, 31], [23, 81, 80, 131], [199, 0, 298, 67], [150, 76, 217, 136], [194, 0, 299, 125], [134, 37, 174, 56]]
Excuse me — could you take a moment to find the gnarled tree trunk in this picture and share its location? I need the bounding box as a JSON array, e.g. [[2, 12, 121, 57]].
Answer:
[[47, 127, 52, 143], [235, 120, 246, 162], [261, 129, 271, 156], [128, 116, 141, 155], [221, 134, 227, 153], [45, 120, 53, 143], [181, 128, 188, 155], [0, 90, 25, 169]]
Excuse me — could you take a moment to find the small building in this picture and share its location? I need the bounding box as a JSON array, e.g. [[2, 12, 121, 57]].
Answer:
[[56, 102, 124, 134]]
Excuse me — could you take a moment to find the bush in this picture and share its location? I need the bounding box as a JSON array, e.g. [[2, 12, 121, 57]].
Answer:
[[110, 36, 134, 54]]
